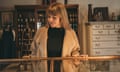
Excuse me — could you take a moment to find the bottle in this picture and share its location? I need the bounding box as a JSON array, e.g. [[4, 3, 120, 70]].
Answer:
[[111, 12, 117, 21], [88, 4, 93, 21]]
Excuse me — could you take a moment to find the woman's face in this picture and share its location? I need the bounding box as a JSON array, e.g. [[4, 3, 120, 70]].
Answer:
[[47, 14, 61, 28]]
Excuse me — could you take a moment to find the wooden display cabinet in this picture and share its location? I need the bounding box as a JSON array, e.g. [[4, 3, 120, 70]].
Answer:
[[86, 21, 120, 56]]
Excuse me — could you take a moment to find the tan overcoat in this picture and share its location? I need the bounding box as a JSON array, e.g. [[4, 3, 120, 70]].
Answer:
[[30, 27, 80, 72]]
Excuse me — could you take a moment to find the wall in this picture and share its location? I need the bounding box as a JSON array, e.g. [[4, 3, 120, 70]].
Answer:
[[0, 0, 120, 14], [68, 0, 120, 15], [0, 0, 120, 19], [0, 0, 41, 8]]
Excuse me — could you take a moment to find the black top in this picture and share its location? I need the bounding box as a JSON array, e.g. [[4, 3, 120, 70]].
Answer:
[[47, 27, 65, 57], [47, 27, 65, 72]]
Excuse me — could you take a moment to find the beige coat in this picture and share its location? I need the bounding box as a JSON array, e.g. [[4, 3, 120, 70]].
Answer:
[[30, 27, 80, 72]]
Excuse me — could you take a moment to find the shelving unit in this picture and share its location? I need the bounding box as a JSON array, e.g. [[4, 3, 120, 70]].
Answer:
[[15, 6, 36, 57], [86, 21, 120, 56], [15, 4, 79, 57]]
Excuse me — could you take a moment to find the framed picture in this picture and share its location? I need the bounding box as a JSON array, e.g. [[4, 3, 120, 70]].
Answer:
[[93, 7, 109, 21], [1, 11, 13, 26]]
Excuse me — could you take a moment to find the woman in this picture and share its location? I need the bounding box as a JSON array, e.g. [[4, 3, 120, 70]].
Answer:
[[30, 2, 80, 72]]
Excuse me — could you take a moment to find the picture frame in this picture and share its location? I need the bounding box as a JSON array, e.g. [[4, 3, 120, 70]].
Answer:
[[1, 11, 13, 27], [93, 7, 109, 21]]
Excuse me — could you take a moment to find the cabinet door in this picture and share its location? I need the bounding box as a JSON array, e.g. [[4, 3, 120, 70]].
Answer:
[[36, 9, 46, 29], [15, 6, 36, 57], [66, 5, 79, 34]]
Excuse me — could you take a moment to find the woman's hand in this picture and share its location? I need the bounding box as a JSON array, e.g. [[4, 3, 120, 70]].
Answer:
[[72, 54, 88, 67], [72, 52, 80, 67]]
